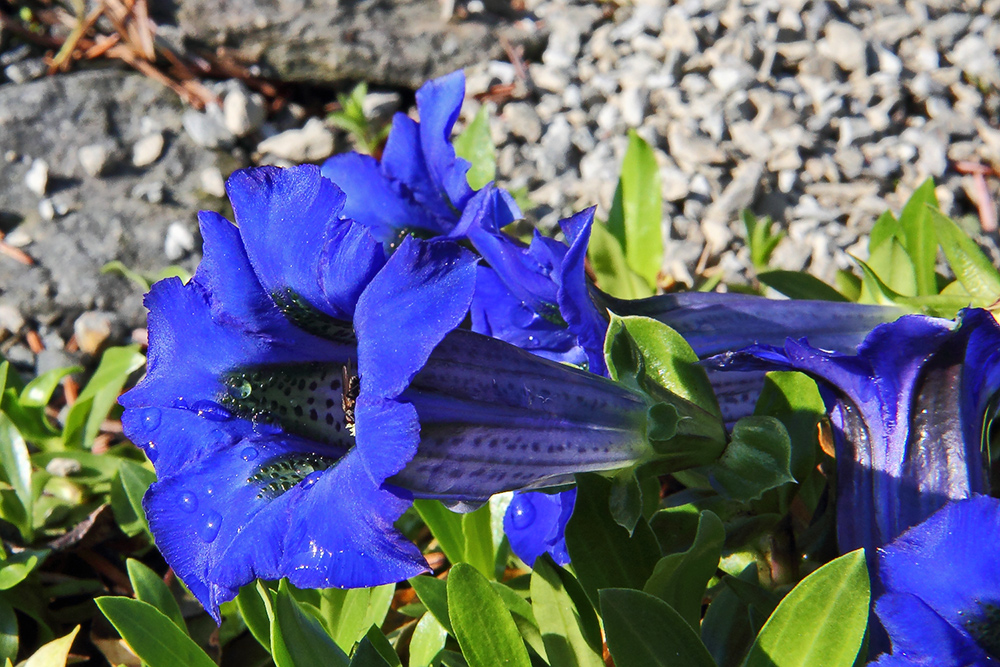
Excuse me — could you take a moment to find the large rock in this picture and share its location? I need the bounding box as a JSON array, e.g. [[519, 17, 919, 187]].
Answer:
[[171, 0, 546, 88], [0, 69, 237, 330]]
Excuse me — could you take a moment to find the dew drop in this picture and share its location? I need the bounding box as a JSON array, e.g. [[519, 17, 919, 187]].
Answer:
[[228, 380, 252, 400], [198, 510, 222, 542], [301, 471, 322, 490], [211, 429, 235, 447], [172, 397, 189, 410], [192, 400, 232, 422], [241, 447, 259, 462], [509, 496, 536, 530], [140, 407, 161, 430], [179, 491, 198, 513], [144, 442, 159, 464]]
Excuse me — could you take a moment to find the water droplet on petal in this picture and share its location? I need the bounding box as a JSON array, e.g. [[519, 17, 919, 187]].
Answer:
[[301, 471, 323, 490], [204, 483, 216, 497], [228, 380, 252, 400], [180, 491, 198, 513], [192, 400, 232, 422], [144, 442, 159, 464], [140, 407, 161, 430], [509, 496, 536, 530], [198, 510, 222, 542], [241, 447, 258, 462], [211, 429, 235, 447], [172, 397, 189, 410]]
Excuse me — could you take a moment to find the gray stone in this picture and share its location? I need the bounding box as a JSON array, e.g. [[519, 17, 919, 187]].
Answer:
[[46, 458, 83, 477], [78, 143, 114, 177], [4, 58, 46, 84], [503, 102, 543, 143], [24, 158, 48, 196], [183, 104, 235, 149], [172, 0, 546, 89], [132, 132, 164, 167], [256, 118, 335, 163], [200, 166, 227, 197], [73, 310, 118, 355], [164, 221, 196, 261], [818, 22, 867, 73], [223, 83, 266, 137]]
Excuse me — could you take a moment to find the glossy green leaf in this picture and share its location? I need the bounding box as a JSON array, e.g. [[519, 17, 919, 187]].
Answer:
[[0, 411, 33, 539], [704, 416, 794, 502], [744, 549, 870, 667], [63, 345, 145, 449], [601, 589, 715, 667], [414, 499, 466, 565], [237, 581, 272, 648], [454, 105, 496, 190], [0, 597, 16, 663], [409, 612, 448, 667], [860, 238, 917, 302], [701, 564, 760, 667], [757, 270, 848, 302], [753, 371, 825, 486], [564, 474, 661, 606], [409, 575, 453, 635], [110, 460, 156, 536], [588, 220, 654, 299], [643, 510, 724, 628], [271, 580, 349, 667], [609, 131, 663, 288], [930, 207, 1000, 305], [0, 548, 47, 590], [350, 626, 400, 666], [461, 504, 494, 578], [19, 366, 82, 408], [97, 597, 216, 667], [320, 584, 395, 652], [530, 556, 603, 667], [897, 178, 939, 296], [447, 563, 530, 667], [489, 581, 548, 660], [22, 625, 78, 667], [126, 559, 187, 634]]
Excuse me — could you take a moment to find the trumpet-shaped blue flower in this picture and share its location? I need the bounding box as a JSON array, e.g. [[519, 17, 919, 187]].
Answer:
[[503, 489, 576, 567], [705, 310, 999, 555], [871, 495, 1000, 666], [121, 165, 666, 619]]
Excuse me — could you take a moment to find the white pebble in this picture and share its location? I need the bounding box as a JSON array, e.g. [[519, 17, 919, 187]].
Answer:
[[25, 158, 48, 196], [132, 132, 165, 167]]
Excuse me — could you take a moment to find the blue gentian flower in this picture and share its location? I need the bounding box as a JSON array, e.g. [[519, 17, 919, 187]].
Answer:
[[503, 489, 576, 567], [705, 309, 1000, 555], [120, 165, 670, 619], [871, 495, 1000, 666]]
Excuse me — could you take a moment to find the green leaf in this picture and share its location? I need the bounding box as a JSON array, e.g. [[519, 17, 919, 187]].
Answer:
[[701, 564, 760, 667], [97, 597, 216, 667], [643, 510, 724, 628], [454, 105, 496, 190], [237, 581, 273, 649], [930, 207, 1000, 305], [564, 474, 661, 606], [320, 584, 395, 652], [414, 499, 466, 566], [0, 412, 34, 539], [587, 221, 654, 299], [0, 597, 16, 663], [744, 211, 785, 270], [0, 548, 47, 590], [350, 627, 400, 667], [447, 564, 530, 667], [601, 589, 715, 667], [461, 504, 494, 578], [126, 559, 187, 634], [530, 556, 604, 667], [704, 416, 794, 502], [490, 581, 548, 661], [757, 270, 848, 302], [860, 238, 917, 302], [101, 260, 152, 292], [271, 580, 350, 667], [868, 210, 901, 251], [753, 372, 825, 487], [744, 549, 870, 667], [897, 178, 939, 296], [409, 613, 448, 667], [21, 625, 78, 667], [409, 576, 453, 635], [63, 345, 145, 449], [19, 366, 81, 408], [611, 131, 663, 287], [110, 460, 156, 536]]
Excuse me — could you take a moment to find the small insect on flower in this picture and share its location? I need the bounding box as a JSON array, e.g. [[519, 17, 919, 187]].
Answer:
[[342, 360, 359, 436]]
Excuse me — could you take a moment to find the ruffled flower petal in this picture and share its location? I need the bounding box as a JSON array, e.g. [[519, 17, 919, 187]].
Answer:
[[504, 490, 575, 566]]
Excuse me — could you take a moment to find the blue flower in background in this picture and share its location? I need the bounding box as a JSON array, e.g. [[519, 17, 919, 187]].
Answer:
[[121, 164, 661, 619], [503, 489, 576, 567], [871, 495, 1000, 666], [706, 310, 1000, 555]]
